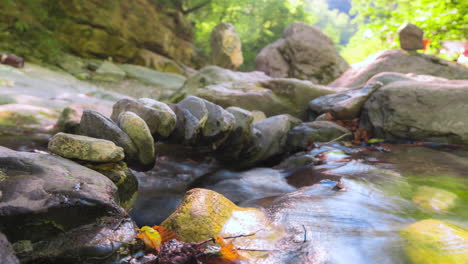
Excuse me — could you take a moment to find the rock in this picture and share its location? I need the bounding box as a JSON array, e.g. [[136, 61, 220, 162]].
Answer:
[[252, 110, 267, 123], [309, 81, 383, 120], [92, 61, 126, 82], [361, 73, 468, 144], [0, 233, 19, 264], [84, 162, 138, 210], [0, 53, 24, 68], [57, 102, 114, 134], [216, 107, 255, 161], [111, 98, 176, 138], [51, 1, 195, 65], [176, 66, 334, 118], [201, 100, 236, 146], [288, 121, 351, 151], [177, 96, 209, 127], [118, 112, 155, 170], [0, 104, 58, 132], [0, 147, 136, 263], [48, 132, 125, 162], [274, 152, 316, 170], [210, 23, 243, 69], [56, 54, 91, 80], [401, 219, 468, 264], [412, 186, 457, 212], [255, 22, 350, 84], [134, 49, 186, 75], [398, 23, 424, 51], [119, 64, 186, 91], [161, 188, 270, 242], [137, 98, 177, 137], [79, 110, 139, 162], [330, 50, 468, 88], [240, 115, 302, 167]]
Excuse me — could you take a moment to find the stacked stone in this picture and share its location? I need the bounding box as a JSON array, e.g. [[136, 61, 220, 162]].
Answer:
[[50, 95, 308, 170]]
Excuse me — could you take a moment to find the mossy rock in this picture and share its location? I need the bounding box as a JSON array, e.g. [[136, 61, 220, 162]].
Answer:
[[412, 186, 457, 213], [84, 162, 138, 210], [48, 132, 125, 162], [161, 188, 270, 242], [401, 219, 468, 264]]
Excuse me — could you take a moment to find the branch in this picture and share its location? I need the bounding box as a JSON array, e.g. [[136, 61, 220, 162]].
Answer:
[[182, 0, 212, 14]]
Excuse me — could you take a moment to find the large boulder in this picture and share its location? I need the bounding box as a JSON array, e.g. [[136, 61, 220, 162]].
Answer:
[[361, 73, 468, 144], [255, 22, 350, 84], [330, 50, 468, 88], [173, 66, 334, 119], [0, 147, 136, 263], [401, 219, 468, 264], [210, 23, 243, 69], [91, 61, 126, 82]]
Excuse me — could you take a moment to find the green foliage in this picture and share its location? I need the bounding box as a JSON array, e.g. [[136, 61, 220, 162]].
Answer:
[[343, 0, 468, 63], [0, 0, 64, 64], [190, 0, 355, 70]]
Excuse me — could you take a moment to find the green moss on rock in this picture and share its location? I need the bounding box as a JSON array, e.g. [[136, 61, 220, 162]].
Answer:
[[401, 219, 468, 264]]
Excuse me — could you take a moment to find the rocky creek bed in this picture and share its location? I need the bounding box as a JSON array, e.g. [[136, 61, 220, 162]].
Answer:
[[0, 49, 467, 264]]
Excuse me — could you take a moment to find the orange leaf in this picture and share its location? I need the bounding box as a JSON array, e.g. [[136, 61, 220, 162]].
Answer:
[[152, 225, 180, 243], [214, 237, 244, 262]]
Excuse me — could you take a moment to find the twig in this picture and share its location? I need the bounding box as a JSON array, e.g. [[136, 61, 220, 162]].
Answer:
[[319, 133, 352, 146]]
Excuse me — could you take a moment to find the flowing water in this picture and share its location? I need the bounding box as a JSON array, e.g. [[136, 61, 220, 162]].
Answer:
[[4, 136, 467, 263]]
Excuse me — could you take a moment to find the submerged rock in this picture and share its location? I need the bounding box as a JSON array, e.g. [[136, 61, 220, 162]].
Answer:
[[210, 22, 243, 69], [255, 22, 350, 84], [119, 64, 186, 91], [401, 219, 468, 264], [118, 111, 155, 170], [0, 147, 135, 263], [48, 132, 125, 162], [412, 186, 457, 212]]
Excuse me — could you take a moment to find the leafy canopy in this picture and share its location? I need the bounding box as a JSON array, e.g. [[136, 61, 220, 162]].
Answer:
[[343, 0, 468, 63]]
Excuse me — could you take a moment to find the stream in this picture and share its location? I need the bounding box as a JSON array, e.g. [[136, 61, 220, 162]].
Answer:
[[3, 136, 467, 264]]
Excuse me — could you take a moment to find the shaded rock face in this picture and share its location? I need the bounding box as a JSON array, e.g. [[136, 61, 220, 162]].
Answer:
[[0, 233, 19, 264], [330, 50, 468, 88], [0, 147, 136, 263], [287, 121, 351, 151], [398, 23, 424, 51], [210, 23, 243, 69], [255, 22, 350, 84], [361, 73, 468, 144], [173, 66, 334, 119], [55, 0, 194, 65], [309, 81, 384, 120]]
